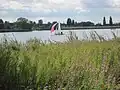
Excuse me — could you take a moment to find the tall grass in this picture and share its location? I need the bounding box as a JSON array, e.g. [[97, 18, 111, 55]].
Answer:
[[0, 31, 120, 90]]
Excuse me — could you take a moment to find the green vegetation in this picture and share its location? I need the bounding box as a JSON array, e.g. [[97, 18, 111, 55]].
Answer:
[[0, 16, 119, 31], [103, 17, 106, 26], [0, 32, 120, 90], [109, 16, 113, 26]]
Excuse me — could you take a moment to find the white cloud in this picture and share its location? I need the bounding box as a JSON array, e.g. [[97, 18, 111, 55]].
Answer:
[[1, 1, 24, 10], [53, 9, 58, 12], [1, 0, 120, 23], [0, 0, 120, 12], [48, 0, 65, 4], [75, 7, 90, 13], [108, 0, 120, 8], [0, 0, 86, 12], [29, 0, 86, 13], [44, 9, 52, 14], [107, 0, 120, 12]]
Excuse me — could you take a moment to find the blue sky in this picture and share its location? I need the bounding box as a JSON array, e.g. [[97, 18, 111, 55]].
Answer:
[[0, 0, 120, 24]]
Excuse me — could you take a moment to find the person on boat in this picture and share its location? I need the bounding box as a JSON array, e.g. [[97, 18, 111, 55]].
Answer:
[[61, 32, 63, 35]]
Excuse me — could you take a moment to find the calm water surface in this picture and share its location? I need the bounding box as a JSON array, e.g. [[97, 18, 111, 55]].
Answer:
[[0, 29, 120, 43]]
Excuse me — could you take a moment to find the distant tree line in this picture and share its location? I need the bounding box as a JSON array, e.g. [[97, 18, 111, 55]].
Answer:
[[0, 16, 120, 31], [103, 16, 113, 26]]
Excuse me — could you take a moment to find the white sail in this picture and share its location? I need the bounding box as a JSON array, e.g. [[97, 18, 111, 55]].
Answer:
[[55, 22, 60, 34], [53, 22, 63, 35], [58, 22, 61, 33]]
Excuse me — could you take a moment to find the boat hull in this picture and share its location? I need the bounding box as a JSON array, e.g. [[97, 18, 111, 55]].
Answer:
[[55, 32, 64, 35]]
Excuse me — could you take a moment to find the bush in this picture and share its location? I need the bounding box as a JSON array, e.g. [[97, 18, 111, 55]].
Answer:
[[0, 34, 120, 90]]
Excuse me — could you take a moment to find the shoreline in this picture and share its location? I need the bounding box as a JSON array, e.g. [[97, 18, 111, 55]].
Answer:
[[0, 26, 120, 33]]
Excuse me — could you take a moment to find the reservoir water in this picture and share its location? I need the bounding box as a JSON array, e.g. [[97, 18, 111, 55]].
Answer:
[[0, 29, 120, 43]]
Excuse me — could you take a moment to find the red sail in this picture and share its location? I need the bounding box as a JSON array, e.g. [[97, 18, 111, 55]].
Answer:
[[51, 23, 57, 33]]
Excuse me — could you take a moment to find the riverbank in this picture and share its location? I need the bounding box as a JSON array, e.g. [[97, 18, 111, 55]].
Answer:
[[0, 29, 32, 33], [0, 34, 120, 90], [62, 25, 120, 30], [38, 26, 120, 30], [0, 26, 120, 33]]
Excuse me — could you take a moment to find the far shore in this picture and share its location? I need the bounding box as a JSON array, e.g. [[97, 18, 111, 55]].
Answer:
[[0, 26, 120, 33]]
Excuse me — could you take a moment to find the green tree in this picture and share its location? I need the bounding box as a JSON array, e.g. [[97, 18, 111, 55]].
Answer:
[[47, 22, 51, 25], [103, 17, 106, 26], [4, 21, 11, 29], [17, 17, 28, 22], [0, 19, 3, 23], [95, 23, 102, 26], [38, 19, 43, 25], [71, 20, 75, 26], [109, 16, 113, 26], [0, 19, 4, 29], [79, 21, 94, 26], [67, 18, 72, 26], [15, 17, 32, 30]]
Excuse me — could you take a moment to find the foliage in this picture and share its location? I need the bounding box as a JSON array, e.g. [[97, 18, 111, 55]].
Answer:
[[0, 19, 4, 29], [38, 20, 43, 25], [0, 19, 4, 24], [109, 16, 113, 26], [15, 17, 33, 29], [95, 23, 102, 26], [4, 21, 11, 29], [71, 20, 75, 25], [103, 17, 106, 26], [0, 17, 119, 31], [67, 18, 72, 26], [0, 33, 120, 90]]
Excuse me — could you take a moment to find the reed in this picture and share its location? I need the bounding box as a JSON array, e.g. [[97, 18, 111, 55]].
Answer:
[[0, 32, 120, 90]]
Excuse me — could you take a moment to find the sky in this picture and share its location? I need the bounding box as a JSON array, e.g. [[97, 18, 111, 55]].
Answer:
[[0, 0, 120, 24]]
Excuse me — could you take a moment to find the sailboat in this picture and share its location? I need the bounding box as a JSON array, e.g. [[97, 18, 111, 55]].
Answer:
[[50, 22, 64, 35]]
